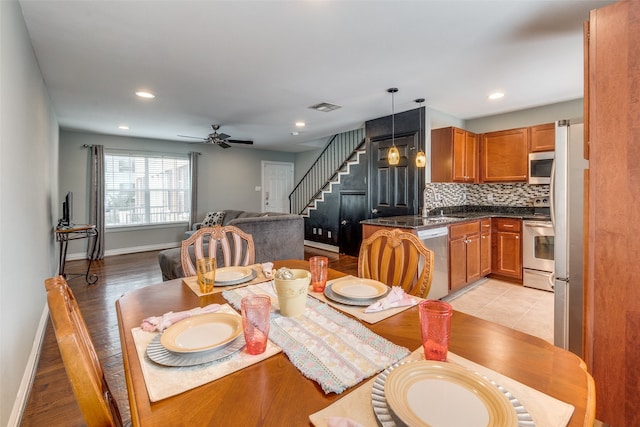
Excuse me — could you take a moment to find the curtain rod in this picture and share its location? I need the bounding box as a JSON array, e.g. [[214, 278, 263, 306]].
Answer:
[[82, 144, 201, 155]]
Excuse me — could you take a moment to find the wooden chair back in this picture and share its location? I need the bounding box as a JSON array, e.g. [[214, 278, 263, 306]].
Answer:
[[44, 276, 124, 427], [358, 228, 435, 298], [181, 225, 255, 276]]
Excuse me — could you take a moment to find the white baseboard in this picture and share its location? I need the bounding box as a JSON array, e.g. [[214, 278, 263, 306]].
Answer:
[[66, 242, 180, 261], [304, 240, 340, 253], [9, 305, 49, 426]]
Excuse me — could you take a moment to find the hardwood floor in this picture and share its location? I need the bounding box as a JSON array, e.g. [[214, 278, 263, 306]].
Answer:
[[21, 249, 358, 426]]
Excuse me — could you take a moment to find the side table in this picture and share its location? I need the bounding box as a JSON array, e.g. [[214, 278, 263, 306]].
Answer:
[[55, 224, 99, 284]]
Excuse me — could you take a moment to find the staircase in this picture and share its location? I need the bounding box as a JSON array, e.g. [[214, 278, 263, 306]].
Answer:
[[289, 128, 365, 217]]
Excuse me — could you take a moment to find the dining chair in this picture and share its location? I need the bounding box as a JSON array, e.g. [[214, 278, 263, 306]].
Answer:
[[358, 228, 435, 298], [181, 225, 255, 276], [44, 275, 126, 427]]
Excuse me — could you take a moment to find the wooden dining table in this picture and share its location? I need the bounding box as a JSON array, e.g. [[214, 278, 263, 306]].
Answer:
[[116, 259, 595, 426]]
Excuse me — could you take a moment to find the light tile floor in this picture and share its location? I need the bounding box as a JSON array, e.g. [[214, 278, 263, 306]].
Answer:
[[445, 278, 555, 343]]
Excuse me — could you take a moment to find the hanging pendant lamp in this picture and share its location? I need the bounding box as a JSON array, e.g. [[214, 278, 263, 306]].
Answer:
[[387, 88, 400, 165], [415, 98, 426, 168]]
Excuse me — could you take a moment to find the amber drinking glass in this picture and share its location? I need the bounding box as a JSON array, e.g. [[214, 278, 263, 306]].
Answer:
[[195, 257, 216, 294]]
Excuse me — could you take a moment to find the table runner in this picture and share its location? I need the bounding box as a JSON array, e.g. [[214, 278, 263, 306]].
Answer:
[[309, 276, 419, 324], [131, 304, 282, 402], [309, 348, 575, 427], [182, 263, 270, 296], [223, 282, 410, 394]]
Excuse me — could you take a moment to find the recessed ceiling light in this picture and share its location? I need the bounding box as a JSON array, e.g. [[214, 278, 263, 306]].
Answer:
[[135, 91, 155, 99], [118, 125, 130, 130], [295, 122, 306, 127], [488, 92, 504, 100], [291, 131, 299, 136]]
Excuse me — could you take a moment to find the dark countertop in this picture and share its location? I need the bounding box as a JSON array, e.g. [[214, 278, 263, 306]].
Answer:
[[360, 206, 551, 230]]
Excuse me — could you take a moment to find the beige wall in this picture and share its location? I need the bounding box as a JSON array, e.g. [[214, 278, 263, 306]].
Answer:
[[1, 1, 59, 424], [59, 130, 296, 257], [465, 98, 583, 133]]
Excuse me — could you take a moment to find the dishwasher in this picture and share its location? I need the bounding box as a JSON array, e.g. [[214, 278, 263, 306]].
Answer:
[[416, 227, 450, 300]]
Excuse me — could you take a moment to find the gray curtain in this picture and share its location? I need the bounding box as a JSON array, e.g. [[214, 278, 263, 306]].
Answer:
[[189, 152, 199, 229], [88, 145, 105, 260]]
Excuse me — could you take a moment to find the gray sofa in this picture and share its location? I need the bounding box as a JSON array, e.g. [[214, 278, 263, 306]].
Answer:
[[157, 210, 305, 281]]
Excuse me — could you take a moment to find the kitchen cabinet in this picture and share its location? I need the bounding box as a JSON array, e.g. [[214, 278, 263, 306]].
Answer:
[[431, 127, 478, 183], [585, 2, 640, 424], [480, 219, 491, 277], [480, 128, 528, 182], [449, 220, 481, 291], [491, 218, 522, 281], [529, 122, 555, 152]]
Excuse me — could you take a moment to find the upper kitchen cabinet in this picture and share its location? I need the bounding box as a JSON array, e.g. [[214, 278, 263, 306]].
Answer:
[[431, 127, 478, 183], [480, 127, 528, 182], [529, 122, 555, 152]]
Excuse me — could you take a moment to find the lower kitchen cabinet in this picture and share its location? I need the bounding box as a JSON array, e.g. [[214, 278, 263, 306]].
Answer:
[[449, 220, 481, 292], [480, 219, 491, 276], [491, 218, 523, 281]]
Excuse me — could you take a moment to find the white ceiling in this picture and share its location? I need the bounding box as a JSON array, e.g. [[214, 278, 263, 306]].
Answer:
[[18, 0, 615, 152]]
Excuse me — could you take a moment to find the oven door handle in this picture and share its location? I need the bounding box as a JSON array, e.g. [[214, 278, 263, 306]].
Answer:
[[524, 222, 554, 228]]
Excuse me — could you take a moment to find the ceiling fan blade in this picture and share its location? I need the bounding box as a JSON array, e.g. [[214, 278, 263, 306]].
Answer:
[[216, 133, 231, 140], [177, 135, 206, 140], [217, 141, 231, 149], [227, 139, 254, 145]]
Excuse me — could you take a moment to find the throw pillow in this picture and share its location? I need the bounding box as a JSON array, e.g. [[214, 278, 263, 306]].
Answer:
[[201, 211, 225, 227]]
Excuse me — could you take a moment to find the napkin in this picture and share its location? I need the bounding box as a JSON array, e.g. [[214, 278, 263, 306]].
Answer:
[[140, 303, 221, 332], [327, 417, 364, 427], [364, 286, 417, 313], [261, 262, 274, 278]]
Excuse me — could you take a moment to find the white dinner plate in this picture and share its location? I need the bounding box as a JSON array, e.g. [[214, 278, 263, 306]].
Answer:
[[160, 313, 242, 354], [330, 278, 388, 300], [147, 333, 245, 367], [215, 266, 254, 283], [384, 361, 518, 427]]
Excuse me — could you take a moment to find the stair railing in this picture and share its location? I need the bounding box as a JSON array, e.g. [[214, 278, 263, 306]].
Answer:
[[289, 128, 364, 215]]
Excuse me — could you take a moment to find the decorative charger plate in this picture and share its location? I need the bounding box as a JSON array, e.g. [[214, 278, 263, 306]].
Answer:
[[372, 360, 534, 427], [160, 313, 242, 354], [215, 266, 256, 286], [324, 283, 390, 307], [147, 333, 245, 367], [330, 278, 389, 299]]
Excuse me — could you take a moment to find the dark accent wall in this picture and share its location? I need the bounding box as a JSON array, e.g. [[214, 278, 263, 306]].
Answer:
[[304, 107, 425, 251], [304, 151, 368, 247]]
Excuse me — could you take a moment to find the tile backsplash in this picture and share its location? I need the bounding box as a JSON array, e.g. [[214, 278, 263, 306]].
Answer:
[[423, 182, 550, 212]]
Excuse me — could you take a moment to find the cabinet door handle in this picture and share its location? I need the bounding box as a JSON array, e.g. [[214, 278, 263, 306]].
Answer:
[[504, 224, 514, 228], [515, 236, 519, 239]]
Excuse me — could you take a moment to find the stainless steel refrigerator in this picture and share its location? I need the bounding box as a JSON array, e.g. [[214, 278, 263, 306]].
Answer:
[[552, 120, 587, 357]]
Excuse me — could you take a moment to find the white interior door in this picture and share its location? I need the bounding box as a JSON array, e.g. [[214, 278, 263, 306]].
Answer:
[[261, 161, 294, 213]]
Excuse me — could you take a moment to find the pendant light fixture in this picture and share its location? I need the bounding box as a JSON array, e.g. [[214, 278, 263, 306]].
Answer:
[[387, 88, 400, 165], [415, 98, 426, 168]]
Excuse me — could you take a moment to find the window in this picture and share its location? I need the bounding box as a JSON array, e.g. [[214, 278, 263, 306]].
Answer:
[[105, 151, 191, 227]]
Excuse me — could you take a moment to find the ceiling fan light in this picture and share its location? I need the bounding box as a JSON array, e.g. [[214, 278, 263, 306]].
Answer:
[[415, 150, 427, 167], [388, 146, 400, 165]]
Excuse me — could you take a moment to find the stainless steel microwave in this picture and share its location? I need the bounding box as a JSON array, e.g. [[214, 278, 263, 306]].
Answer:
[[529, 151, 554, 184]]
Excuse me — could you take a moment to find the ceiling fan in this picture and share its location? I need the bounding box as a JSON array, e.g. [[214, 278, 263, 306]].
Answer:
[[178, 124, 254, 149]]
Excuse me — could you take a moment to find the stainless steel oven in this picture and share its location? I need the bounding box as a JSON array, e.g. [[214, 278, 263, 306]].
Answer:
[[522, 219, 554, 291]]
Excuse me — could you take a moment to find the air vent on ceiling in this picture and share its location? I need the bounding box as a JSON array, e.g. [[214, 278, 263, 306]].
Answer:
[[309, 102, 341, 112]]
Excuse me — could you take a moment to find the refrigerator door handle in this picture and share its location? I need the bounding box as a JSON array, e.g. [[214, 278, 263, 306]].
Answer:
[[550, 157, 556, 229]]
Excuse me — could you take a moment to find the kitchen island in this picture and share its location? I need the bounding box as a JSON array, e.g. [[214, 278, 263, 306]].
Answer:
[[361, 207, 549, 296]]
